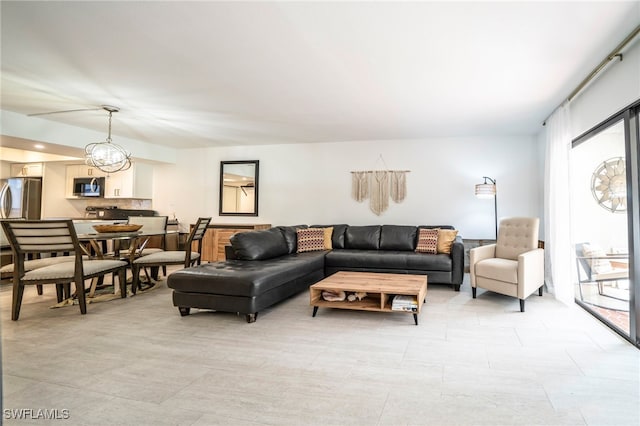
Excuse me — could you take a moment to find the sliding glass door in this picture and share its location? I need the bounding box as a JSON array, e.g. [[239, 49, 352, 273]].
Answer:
[[571, 100, 639, 346], [571, 119, 630, 335]]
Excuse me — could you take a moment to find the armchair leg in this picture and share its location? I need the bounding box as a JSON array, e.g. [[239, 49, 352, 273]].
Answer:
[[538, 286, 543, 296], [519, 299, 525, 312], [472, 287, 477, 299]]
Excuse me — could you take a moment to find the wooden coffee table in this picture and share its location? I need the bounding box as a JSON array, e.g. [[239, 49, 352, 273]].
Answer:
[[309, 271, 427, 325]]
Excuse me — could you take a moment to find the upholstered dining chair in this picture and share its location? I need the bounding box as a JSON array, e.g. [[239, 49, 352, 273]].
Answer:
[[131, 217, 211, 294], [0, 253, 80, 300], [1, 220, 128, 320], [127, 215, 169, 278], [469, 217, 544, 312]]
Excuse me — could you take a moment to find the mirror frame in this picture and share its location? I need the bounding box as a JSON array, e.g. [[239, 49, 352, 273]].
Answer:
[[219, 160, 259, 217]]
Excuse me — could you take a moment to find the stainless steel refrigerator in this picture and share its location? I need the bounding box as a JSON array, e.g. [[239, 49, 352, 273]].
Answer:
[[0, 178, 42, 249], [1, 177, 42, 219]]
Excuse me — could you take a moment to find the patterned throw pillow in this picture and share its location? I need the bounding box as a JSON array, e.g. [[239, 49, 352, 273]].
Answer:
[[296, 228, 326, 253], [416, 228, 438, 254], [437, 229, 458, 254]]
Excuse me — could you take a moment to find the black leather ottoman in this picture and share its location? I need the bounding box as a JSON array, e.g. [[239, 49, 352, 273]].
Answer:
[[167, 251, 326, 322]]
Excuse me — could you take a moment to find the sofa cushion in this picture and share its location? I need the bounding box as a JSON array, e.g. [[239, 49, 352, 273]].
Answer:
[[475, 258, 518, 284], [345, 225, 381, 250], [325, 249, 452, 272], [416, 228, 438, 254], [277, 225, 308, 254], [311, 224, 347, 249], [296, 228, 326, 253], [230, 228, 289, 260], [437, 229, 459, 254], [380, 225, 417, 251]]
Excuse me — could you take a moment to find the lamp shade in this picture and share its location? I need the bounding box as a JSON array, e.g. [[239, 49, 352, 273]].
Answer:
[[475, 183, 496, 199]]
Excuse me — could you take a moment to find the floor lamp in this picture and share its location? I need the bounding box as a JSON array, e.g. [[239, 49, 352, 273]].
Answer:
[[475, 176, 497, 240]]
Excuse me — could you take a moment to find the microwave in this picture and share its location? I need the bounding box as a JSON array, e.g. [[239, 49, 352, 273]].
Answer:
[[73, 177, 105, 197]]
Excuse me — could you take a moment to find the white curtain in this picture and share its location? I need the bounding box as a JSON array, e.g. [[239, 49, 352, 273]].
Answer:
[[544, 102, 574, 306]]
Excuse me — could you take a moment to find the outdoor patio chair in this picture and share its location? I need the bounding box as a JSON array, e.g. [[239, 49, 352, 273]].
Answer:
[[575, 242, 628, 302]]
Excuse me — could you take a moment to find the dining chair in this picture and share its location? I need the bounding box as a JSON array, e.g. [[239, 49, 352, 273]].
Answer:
[[0, 253, 78, 299], [131, 217, 211, 294], [125, 215, 168, 278], [1, 220, 128, 320]]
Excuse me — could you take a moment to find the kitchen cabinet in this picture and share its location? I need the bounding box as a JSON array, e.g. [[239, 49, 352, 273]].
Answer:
[[69, 165, 106, 178], [197, 223, 271, 262], [11, 163, 43, 177], [104, 163, 153, 199], [65, 163, 152, 199]]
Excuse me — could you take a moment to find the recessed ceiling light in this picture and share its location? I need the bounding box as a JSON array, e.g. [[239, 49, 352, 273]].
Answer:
[[34, 144, 45, 149]]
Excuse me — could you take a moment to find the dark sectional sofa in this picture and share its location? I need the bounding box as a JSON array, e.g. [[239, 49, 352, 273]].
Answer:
[[167, 224, 464, 322]]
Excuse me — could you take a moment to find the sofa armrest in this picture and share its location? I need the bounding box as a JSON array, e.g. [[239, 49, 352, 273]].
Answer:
[[450, 236, 465, 286], [517, 248, 544, 299], [469, 244, 496, 287]]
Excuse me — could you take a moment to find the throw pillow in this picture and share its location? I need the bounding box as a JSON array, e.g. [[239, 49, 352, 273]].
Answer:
[[437, 229, 458, 254], [296, 228, 326, 253], [582, 243, 613, 274], [416, 228, 438, 254], [322, 227, 334, 250]]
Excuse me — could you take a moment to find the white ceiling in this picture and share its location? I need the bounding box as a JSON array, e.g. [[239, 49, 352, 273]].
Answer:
[[1, 1, 639, 151]]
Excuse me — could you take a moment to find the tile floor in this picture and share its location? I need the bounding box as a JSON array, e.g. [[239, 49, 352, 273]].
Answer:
[[1, 271, 639, 426]]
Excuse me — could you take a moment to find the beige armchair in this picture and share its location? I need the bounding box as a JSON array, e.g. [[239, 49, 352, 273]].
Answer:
[[470, 217, 544, 312]]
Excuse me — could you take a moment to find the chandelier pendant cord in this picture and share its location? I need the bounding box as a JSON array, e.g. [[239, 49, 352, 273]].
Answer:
[[84, 105, 132, 174]]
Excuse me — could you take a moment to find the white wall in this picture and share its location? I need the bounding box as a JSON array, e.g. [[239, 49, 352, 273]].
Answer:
[[570, 36, 640, 139], [153, 136, 542, 239]]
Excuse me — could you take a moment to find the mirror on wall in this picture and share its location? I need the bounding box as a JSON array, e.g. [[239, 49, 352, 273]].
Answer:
[[219, 160, 259, 216]]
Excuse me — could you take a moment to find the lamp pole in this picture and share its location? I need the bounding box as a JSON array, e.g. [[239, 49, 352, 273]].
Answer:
[[485, 177, 497, 240]]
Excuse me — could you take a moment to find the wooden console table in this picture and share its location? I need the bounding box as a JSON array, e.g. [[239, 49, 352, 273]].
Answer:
[[198, 223, 271, 262]]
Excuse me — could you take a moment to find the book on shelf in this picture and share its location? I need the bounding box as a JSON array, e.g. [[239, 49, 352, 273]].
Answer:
[[391, 295, 418, 312]]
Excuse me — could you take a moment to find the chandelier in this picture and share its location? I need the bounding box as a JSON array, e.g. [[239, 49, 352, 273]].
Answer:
[[85, 106, 131, 173]]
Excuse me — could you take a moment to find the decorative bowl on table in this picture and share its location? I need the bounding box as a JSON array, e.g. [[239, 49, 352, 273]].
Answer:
[[92, 224, 143, 233]]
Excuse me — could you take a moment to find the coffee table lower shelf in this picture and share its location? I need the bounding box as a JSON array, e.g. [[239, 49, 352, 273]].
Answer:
[[309, 272, 427, 325]]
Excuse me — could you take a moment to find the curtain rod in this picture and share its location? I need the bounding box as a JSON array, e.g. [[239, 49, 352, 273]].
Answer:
[[567, 24, 640, 102], [543, 24, 640, 126]]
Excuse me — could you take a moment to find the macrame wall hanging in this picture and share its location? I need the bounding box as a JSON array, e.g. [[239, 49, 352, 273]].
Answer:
[[350, 155, 409, 215]]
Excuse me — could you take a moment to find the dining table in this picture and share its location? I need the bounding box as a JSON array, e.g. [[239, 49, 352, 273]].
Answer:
[[76, 229, 178, 296]]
